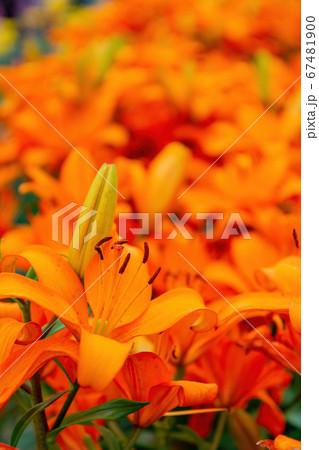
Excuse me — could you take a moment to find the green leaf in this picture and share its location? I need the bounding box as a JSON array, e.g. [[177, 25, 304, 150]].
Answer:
[[53, 358, 74, 388], [26, 266, 37, 280], [47, 399, 148, 444], [11, 390, 69, 447], [11, 388, 31, 411], [43, 319, 66, 338], [286, 402, 301, 429]]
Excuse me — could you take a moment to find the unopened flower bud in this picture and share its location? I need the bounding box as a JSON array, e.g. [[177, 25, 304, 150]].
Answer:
[[68, 163, 117, 278]]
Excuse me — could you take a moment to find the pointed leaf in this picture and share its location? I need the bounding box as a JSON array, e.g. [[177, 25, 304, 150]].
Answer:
[[47, 399, 148, 443], [44, 320, 66, 338], [11, 388, 31, 411], [11, 390, 69, 447]]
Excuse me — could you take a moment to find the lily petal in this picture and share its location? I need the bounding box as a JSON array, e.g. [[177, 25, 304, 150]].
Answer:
[[214, 292, 293, 326], [289, 300, 301, 334], [0, 273, 81, 325], [255, 257, 301, 294], [85, 244, 151, 332], [173, 380, 218, 407], [0, 337, 78, 409], [257, 435, 301, 450], [77, 328, 132, 391], [0, 302, 22, 321], [0, 245, 88, 324], [0, 318, 41, 363], [111, 288, 217, 341]]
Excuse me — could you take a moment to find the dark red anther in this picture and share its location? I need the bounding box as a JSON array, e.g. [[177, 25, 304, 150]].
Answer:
[[142, 242, 149, 264], [119, 253, 131, 274], [95, 247, 103, 260], [95, 236, 112, 248], [111, 239, 129, 249], [148, 267, 161, 285], [293, 228, 299, 249], [95, 236, 113, 260]]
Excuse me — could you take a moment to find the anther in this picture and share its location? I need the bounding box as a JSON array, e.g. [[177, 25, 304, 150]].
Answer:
[[148, 267, 161, 285], [95, 247, 103, 260], [142, 242, 149, 264], [96, 236, 113, 247], [293, 228, 299, 248], [119, 253, 131, 274], [111, 239, 129, 249], [95, 236, 113, 260]]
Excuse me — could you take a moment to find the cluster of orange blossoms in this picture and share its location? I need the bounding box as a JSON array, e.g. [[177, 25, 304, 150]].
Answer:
[[0, 0, 300, 449]]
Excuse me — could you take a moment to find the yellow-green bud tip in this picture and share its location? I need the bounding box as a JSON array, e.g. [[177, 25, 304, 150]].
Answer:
[[68, 163, 118, 278]]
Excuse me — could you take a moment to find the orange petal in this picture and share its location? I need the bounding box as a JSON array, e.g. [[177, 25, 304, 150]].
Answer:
[[0, 444, 20, 449], [257, 435, 301, 450], [204, 261, 249, 294], [77, 329, 132, 391], [0, 337, 78, 409], [173, 380, 218, 407], [104, 246, 152, 332], [230, 234, 280, 287], [1, 245, 88, 324], [0, 318, 41, 363], [0, 302, 22, 321], [273, 435, 301, 450], [111, 288, 217, 341], [255, 257, 301, 294], [136, 142, 190, 213], [85, 243, 152, 334], [289, 300, 301, 334], [113, 352, 177, 427], [214, 292, 293, 326], [257, 392, 286, 437], [0, 273, 81, 325], [113, 352, 218, 428]]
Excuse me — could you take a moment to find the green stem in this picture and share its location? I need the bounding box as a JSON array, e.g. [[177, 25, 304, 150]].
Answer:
[[51, 381, 80, 430], [31, 372, 49, 450], [210, 411, 227, 450], [174, 365, 185, 380], [83, 434, 96, 450], [123, 427, 142, 450], [21, 300, 49, 449], [21, 300, 31, 323], [41, 315, 58, 339], [20, 383, 32, 395], [108, 421, 127, 443]]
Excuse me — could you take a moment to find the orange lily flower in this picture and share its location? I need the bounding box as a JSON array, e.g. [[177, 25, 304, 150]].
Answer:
[[257, 434, 301, 450], [186, 332, 291, 438], [107, 352, 218, 428], [79, 238, 216, 390], [0, 240, 216, 393]]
